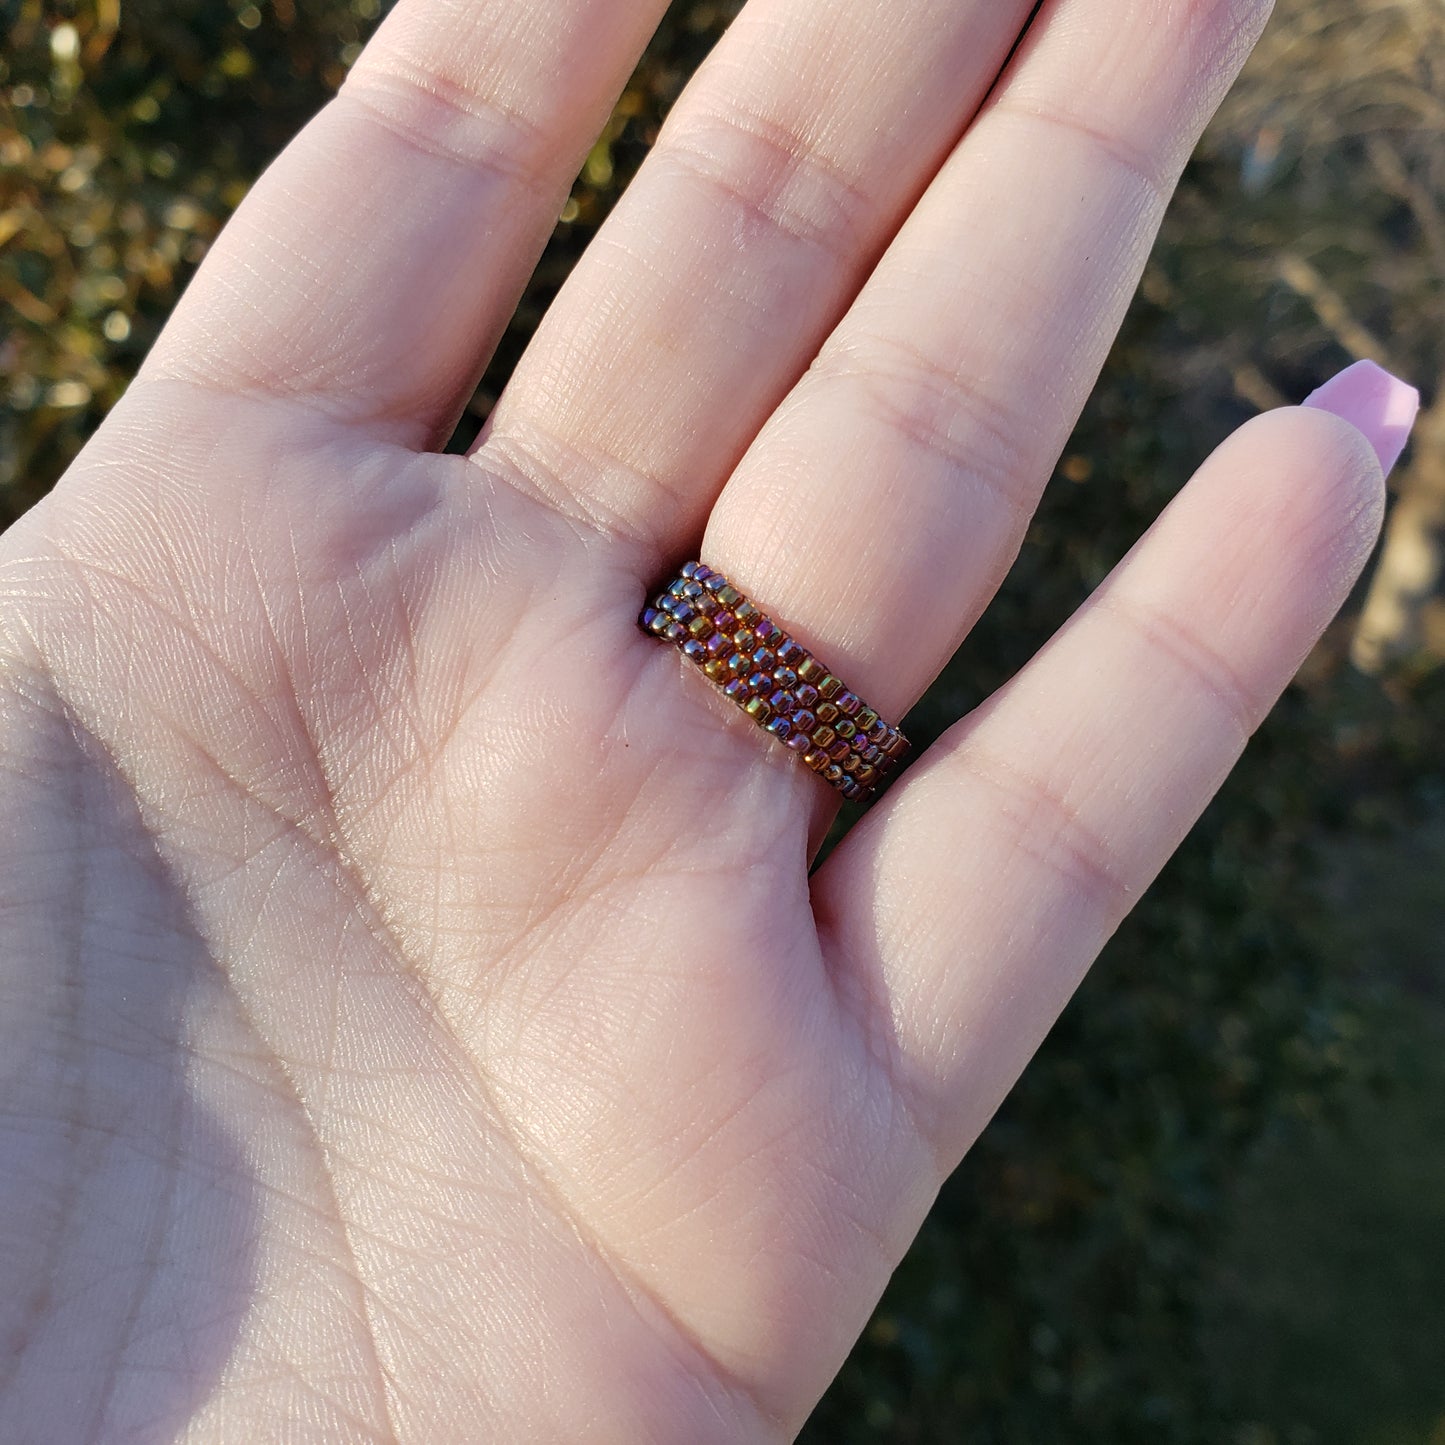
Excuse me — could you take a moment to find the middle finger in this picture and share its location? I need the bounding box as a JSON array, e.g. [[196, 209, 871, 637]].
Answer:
[[480, 0, 1040, 551]]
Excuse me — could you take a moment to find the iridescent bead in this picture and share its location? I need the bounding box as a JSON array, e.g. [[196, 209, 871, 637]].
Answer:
[[643, 563, 906, 801]]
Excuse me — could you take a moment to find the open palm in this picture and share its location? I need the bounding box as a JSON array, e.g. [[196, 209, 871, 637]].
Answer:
[[0, 0, 1402, 1439]]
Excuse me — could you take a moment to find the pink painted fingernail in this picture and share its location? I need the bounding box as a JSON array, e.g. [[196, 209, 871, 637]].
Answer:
[[1303, 359, 1420, 476]]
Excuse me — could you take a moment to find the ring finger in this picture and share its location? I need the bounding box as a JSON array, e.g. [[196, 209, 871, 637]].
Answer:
[[702, 0, 1274, 731]]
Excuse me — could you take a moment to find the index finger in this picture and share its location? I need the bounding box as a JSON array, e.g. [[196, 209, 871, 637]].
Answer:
[[138, 0, 669, 445]]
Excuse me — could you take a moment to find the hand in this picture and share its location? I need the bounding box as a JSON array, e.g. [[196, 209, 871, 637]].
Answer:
[[0, 0, 1402, 1438]]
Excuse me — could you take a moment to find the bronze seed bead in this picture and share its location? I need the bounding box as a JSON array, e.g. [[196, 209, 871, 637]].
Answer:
[[639, 563, 907, 801]]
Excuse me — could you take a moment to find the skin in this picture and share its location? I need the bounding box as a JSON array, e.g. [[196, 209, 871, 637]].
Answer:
[[0, 0, 1386, 1439]]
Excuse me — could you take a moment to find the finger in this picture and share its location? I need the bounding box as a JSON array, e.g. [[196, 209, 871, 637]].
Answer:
[[702, 0, 1275, 730], [137, 0, 669, 443], [479, 0, 1039, 549], [813, 400, 1402, 1165]]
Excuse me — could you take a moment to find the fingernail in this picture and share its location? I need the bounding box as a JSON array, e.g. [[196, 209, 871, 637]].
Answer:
[[1303, 359, 1420, 476]]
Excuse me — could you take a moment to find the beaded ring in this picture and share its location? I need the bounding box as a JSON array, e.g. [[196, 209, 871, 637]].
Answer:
[[640, 562, 909, 801]]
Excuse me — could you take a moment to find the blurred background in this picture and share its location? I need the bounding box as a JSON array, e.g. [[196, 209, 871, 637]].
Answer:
[[2, 0, 1442, 1438]]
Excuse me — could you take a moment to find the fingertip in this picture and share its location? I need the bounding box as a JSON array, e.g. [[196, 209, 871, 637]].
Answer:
[[1232, 400, 1389, 558], [1302, 358, 1420, 478], [1179, 403, 1388, 631]]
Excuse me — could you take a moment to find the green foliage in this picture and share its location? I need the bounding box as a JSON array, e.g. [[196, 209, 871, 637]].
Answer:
[[1201, 988, 1445, 1445], [2, 1, 1441, 1439]]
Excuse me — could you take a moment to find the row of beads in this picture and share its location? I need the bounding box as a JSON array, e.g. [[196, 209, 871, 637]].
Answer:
[[640, 562, 908, 801]]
